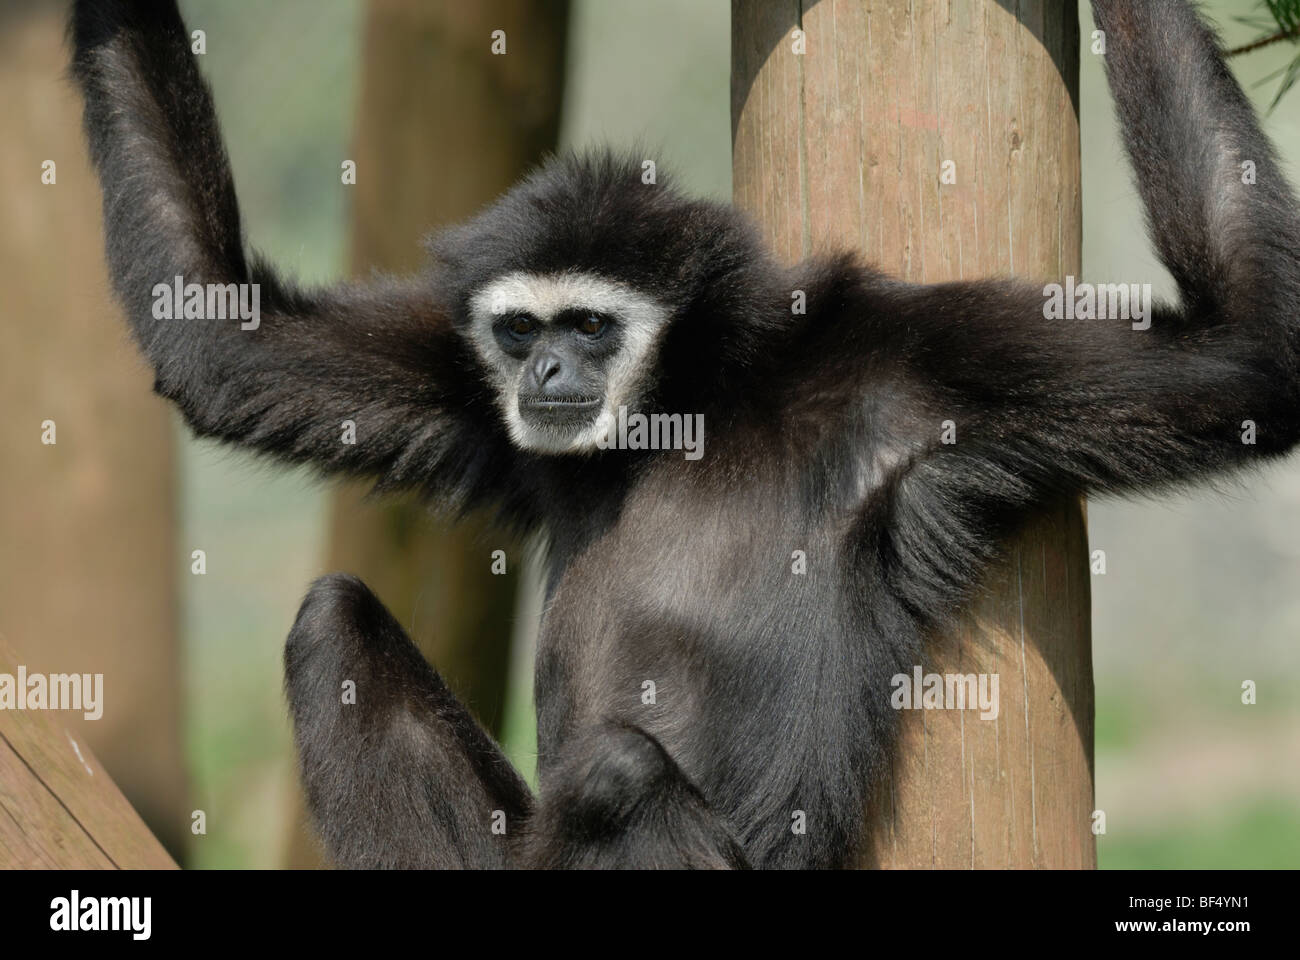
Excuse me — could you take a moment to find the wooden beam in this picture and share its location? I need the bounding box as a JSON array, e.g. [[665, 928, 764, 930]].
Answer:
[[0, 639, 176, 869]]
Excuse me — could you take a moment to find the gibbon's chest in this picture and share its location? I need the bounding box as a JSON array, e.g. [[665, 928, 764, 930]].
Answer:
[[533, 452, 864, 757]]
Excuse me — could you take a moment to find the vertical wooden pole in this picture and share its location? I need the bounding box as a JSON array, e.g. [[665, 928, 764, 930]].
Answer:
[[732, 0, 1094, 867], [330, 0, 568, 736], [284, 0, 568, 867], [0, 1, 186, 861]]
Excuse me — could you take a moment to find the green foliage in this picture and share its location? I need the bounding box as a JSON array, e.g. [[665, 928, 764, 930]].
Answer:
[[1234, 0, 1300, 109]]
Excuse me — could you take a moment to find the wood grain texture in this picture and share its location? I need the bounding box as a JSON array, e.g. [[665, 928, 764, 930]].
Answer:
[[732, 0, 1095, 868], [0, 639, 177, 869]]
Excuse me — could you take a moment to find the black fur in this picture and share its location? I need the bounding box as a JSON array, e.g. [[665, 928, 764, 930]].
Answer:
[[71, 0, 1300, 869], [285, 575, 532, 868]]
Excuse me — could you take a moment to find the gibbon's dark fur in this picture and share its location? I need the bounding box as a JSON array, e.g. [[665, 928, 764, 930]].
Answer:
[[72, 0, 1300, 868]]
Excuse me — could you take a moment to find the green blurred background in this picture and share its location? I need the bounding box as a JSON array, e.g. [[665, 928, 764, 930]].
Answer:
[[2, 0, 1297, 868]]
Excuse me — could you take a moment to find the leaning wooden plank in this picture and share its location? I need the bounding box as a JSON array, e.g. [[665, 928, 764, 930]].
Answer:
[[0, 639, 176, 868], [0, 734, 116, 868]]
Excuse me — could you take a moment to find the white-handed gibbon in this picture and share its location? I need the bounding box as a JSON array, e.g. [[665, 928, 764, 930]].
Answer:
[[71, 0, 1300, 867]]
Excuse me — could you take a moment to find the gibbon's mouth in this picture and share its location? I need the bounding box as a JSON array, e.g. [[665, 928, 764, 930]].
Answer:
[[518, 395, 601, 410], [517, 394, 603, 429]]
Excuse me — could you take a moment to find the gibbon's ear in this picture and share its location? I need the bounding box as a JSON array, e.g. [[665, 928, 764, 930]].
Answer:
[[70, 0, 516, 504]]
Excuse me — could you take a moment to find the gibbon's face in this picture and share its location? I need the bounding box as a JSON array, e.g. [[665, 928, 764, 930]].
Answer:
[[435, 153, 761, 454], [467, 271, 670, 453]]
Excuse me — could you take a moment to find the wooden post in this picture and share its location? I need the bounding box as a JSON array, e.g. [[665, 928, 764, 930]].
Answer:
[[0, 639, 176, 868], [732, 0, 1094, 867], [284, 0, 568, 867], [0, 0, 186, 860], [329, 0, 568, 735]]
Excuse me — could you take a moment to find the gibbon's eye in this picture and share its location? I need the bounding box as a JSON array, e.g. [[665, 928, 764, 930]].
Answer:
[[577, 315, 607, 336], [507, 315, 536, 338]]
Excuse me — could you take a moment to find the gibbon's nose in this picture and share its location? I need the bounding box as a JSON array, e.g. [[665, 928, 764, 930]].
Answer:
[[528, 352, 563, 391]]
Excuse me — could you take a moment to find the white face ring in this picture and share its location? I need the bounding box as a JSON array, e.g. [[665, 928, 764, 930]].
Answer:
[[467, 270, 671, 453]]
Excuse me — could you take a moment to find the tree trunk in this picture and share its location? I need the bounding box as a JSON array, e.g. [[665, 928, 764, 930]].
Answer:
[[283, 0, 568, 867], [732, 0, 1094, 868]]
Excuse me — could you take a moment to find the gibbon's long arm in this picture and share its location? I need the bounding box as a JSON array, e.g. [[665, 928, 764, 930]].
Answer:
[[70, 0, 507, 503], [855, 0, 1300, 621]]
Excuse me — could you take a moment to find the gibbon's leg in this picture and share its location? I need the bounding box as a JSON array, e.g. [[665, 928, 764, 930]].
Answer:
[[523, 722, 751, 869], [285, 574, 532, 868]]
